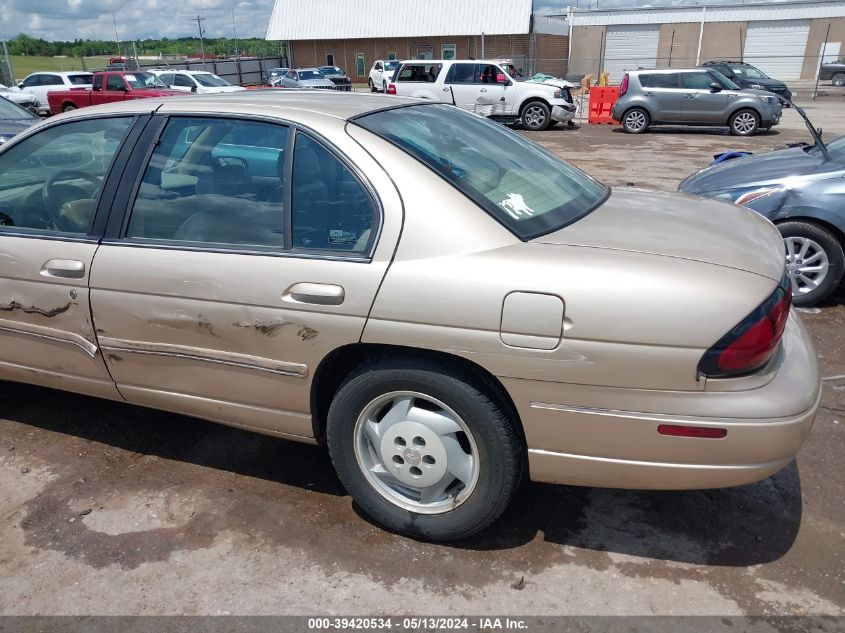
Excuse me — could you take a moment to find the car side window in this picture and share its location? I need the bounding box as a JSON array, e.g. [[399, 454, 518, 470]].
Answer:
[[92, 75, 103, 91], [375, 62, 382, 71], [174, 75, 194, 88], [21, 75, 39, 88], [682, 73, 715, 90], [445, 63, 477, 84], [125, 117, 288, 248], [0, 117, 133, 234], [106, 75, 125, 91], [641, 73, 679, 88], [291, 133, 374, 253]]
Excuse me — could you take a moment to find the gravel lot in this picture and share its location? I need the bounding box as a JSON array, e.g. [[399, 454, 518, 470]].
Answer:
[[0, 95, 843, 619]]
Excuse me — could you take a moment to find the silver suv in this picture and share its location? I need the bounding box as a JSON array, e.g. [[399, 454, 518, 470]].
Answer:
[[611, 68, 782, 136]]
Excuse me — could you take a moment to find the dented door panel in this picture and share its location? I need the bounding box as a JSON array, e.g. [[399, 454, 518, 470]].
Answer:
[[89, 248, 385, 437], [0, 236, 120, 399]]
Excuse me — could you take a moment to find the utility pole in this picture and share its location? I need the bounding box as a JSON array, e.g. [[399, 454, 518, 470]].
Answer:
[[112, 12, 122, 57], [232, 8, 238, 58], [1, 41, 14, 86], [192, 14, 207, 68]]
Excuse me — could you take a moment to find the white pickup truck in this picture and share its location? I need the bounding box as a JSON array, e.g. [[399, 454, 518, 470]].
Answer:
[[387, 59, 577, 131]]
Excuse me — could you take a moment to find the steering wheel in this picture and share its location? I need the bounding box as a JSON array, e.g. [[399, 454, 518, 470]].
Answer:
[[42, 170, 100, 225]]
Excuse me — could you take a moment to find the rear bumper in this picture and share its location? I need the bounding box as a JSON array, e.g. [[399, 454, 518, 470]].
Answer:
[[506, 312, 820, 490]]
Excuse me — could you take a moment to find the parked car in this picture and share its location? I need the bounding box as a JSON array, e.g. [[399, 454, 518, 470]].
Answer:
[[679, 107, 845, 306], [612, 68, 782, 136], [819, 59, 845, 86], [148, 70, 246, 94], [318, 66, 352, 91], [0, 93, 818, 540], [0, 84, 39, 113], [278, 68, 338, 90], [47, 71, 184, 114], [265, 67, 289, 86], [17, 71, 94, 115], [368, 60, 401, 92], [0, 97, 39, 146], [388, 59, 577, 131], [702, 61, 792, 103]]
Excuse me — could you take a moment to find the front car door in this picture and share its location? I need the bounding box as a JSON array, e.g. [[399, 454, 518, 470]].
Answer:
[[89, 113, 401, 439], [0, 114, 145, 400], [681, 71, 729, 123]]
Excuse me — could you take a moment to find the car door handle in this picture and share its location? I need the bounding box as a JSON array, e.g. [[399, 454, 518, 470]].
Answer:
[[685, 93, 697, 98], [642, 91, 654, 96], [442, 87, 451, 92], [40, 259, 85, 279], [284, 282, 345, 306], [479, 88, 488, 93]]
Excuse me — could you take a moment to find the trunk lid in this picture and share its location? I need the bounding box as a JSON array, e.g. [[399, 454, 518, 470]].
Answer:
[[534, 188, 785, 281]]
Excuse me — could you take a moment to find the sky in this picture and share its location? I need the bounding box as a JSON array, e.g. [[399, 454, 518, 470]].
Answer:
[[0, 0, 822, 42]]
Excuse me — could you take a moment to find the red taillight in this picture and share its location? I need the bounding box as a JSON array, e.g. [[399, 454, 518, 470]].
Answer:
[[658, 425, 727, 439], [619, 73, 629, 97], [698, 275, 791, 378], [387, 83, 397, 95]]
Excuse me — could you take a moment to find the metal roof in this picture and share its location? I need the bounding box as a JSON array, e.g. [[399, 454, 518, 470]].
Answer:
[[266, 0, 534, 40], [567, 0, 845, 26]]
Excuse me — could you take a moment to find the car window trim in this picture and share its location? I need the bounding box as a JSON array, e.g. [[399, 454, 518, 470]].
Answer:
[[0, 113, 149, 243], [105, 112, 382, 260]]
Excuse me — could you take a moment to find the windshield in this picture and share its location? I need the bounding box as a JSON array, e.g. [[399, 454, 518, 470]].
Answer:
[[384, 61, 400, 71], [124, 72, 168, 89], [298, 70, 324, 81], [0, 97, 36, 120], [710, 69, 741, 90], [501, 63, 528, 80], [354, 104, 608, 240], [193, 73, 231, 87], [809, 133, 845, 161], [320, 67, 344, 75], [68, 74, 93, 85], [732, 65, 770, 80]]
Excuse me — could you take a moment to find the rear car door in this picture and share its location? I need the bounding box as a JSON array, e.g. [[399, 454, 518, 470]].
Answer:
[[681, 72, 729, 123], [89, 114, 398, 438], [0, 114, 144, 399], [638, 72, 684, 121], [444, 63, 482, 109]]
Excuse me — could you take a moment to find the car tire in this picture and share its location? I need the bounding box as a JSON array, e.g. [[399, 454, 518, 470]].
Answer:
[[729, 109, 760, 136], [520, 100, 552, 131], [61, 103, 77, 113], [778, 221, 845, 306], [326, 356, 524, 541], [368, 78, 376, 92], [622, 107, 650, 134], [832, 73, 845, 87]]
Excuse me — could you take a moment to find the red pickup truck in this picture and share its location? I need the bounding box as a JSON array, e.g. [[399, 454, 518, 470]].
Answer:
[[48, 71, 184, 114]]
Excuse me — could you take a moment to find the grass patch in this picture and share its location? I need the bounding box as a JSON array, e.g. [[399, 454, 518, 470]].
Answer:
[[6, 55, 112, 82]]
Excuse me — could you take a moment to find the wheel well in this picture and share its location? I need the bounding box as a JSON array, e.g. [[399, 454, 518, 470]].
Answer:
[[519, 97, 551, 116], [620, 105, 651, 121], [309, 343, 525, 447], [775, 216, 845, 249], [726, 106, 760, 125]]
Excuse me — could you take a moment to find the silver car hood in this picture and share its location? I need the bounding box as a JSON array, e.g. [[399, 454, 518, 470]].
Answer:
[[534, 188, 785, 281]]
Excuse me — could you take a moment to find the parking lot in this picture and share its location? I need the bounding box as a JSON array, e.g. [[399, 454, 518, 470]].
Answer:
[[0, 96, 843, 619]]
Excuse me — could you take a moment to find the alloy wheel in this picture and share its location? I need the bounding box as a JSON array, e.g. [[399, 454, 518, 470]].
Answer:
[[353, 391, 479, 514], [733, 111, 757, 135], [523, 105, 547, 130], [785, 236, 829, 297], [625, 110, 647, 132]]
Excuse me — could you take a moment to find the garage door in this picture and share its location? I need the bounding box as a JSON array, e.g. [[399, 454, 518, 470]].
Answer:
[[744, 20, 810, 81], [603, 25, 660, 83]]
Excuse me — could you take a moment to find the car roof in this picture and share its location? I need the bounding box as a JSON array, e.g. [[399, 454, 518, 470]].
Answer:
[[52, 90, 424, 123], [150, 69, 213, 75], [629, 68, 707, 74], [27, 71, 92, 77]]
